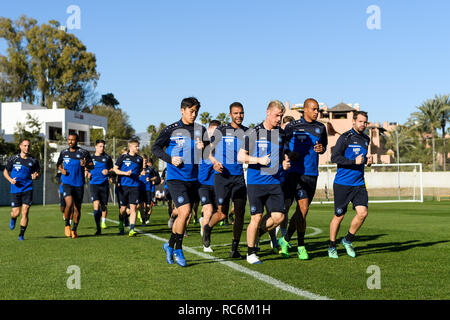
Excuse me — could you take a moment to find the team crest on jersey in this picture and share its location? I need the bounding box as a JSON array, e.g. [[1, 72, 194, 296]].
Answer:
[[315, 128, 321, 134], [76, 154, 81, 158]]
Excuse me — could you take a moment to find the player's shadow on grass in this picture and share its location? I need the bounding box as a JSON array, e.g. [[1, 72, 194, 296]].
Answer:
[[257, 234, 389, 260], [355, 239, 450, 256]]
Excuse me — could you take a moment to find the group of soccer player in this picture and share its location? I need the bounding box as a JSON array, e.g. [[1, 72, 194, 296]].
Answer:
[[151, 97, 372, 266], [3, 96, 373, 268]]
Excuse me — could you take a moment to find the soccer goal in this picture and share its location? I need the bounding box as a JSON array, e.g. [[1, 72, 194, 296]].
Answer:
[[313, 163, 423, 204]]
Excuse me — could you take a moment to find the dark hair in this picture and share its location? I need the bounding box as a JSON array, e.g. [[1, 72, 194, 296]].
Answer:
[[142, 154, 148, 160], [209, 120, 221, 127], [229, 102, 244, 113], [181, 97, 201, 110], [20, 138, 31, 144], [96, 139, 106, 145], [353, 111, 368, 120], [282, 116, 295, 124], [128, 139, 140, 145], [68, 132, 79, 140]]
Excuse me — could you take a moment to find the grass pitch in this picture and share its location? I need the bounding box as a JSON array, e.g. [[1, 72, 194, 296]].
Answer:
[[0, 201, 449, 300]]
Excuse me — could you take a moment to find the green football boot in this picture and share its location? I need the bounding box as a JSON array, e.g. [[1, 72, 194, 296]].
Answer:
[[297, 246, 309, 260], [341, 238, 356, 258], [278, 236, 292, 258], [328, 247, 339, 259]]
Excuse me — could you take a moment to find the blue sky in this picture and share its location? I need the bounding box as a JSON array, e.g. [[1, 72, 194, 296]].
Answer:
[[2, 0, 450, 133]]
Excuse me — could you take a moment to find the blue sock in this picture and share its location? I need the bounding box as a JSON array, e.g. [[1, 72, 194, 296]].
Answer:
[[130, 224, 135, 230]]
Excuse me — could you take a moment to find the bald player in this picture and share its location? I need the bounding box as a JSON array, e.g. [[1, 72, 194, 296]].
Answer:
[[279, 98, 328, 260]]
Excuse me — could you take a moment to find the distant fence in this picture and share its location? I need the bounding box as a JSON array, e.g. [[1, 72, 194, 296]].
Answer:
[[0, 169, 449, 206]]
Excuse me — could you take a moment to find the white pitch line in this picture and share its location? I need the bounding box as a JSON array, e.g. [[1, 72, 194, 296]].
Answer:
[[91, 214, 331, 300]]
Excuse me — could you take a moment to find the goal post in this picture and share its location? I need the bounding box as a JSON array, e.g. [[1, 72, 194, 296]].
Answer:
[[313, 163, 424, 204]]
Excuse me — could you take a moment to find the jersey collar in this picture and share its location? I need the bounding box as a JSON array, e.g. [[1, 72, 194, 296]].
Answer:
[[351, 128, 362, 136], [300, 117, 313, 124]]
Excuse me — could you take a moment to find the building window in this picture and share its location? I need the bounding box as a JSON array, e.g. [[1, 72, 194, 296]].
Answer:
[[78, 130, 87, 143], [49, 126, 62, 141], [332, 112, 347, 120]]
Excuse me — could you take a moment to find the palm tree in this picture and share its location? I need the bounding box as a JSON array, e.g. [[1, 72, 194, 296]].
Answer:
[[216, 112, 230, 124], [411, 98, 449, 171], [382, 125, 416, 163], [199, 112, 212, 125], [435, 94, 450, 171], [147, 122, 166, 166]]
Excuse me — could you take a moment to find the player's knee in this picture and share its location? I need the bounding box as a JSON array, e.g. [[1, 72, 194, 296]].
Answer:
[[271, 212, 284, 225], [335, 207, 347, 217], [11, 208, 20, 217], [357, 208, 368, 219], [251, 214, 262, 223]]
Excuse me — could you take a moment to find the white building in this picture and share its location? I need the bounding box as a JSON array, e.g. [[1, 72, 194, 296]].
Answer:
[[0, 101, 107, 147]]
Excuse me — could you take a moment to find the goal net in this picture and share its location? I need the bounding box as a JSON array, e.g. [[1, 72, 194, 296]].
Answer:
[[313, 163, 423, 204]]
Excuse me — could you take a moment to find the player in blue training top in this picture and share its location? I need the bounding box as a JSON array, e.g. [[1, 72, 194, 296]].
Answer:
[[138, 155, 158, 225], [152, 97, 210, 267], [161, 167, 174, 220], [147, 158, 160, 219], [57, 132, 94, 239], [279, 98, 328, 260], [3, 139, 40, 240], [238, 101, 291, 264], [203, 102, 248, 259], [113, 139, 143, 237], [328, 111, 372, 259], [87, 139, 113, 235], [197, 119, 221, 253]]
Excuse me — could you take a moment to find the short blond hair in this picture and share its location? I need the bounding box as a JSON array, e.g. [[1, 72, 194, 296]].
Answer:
[[267, 100, 286, 113]]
